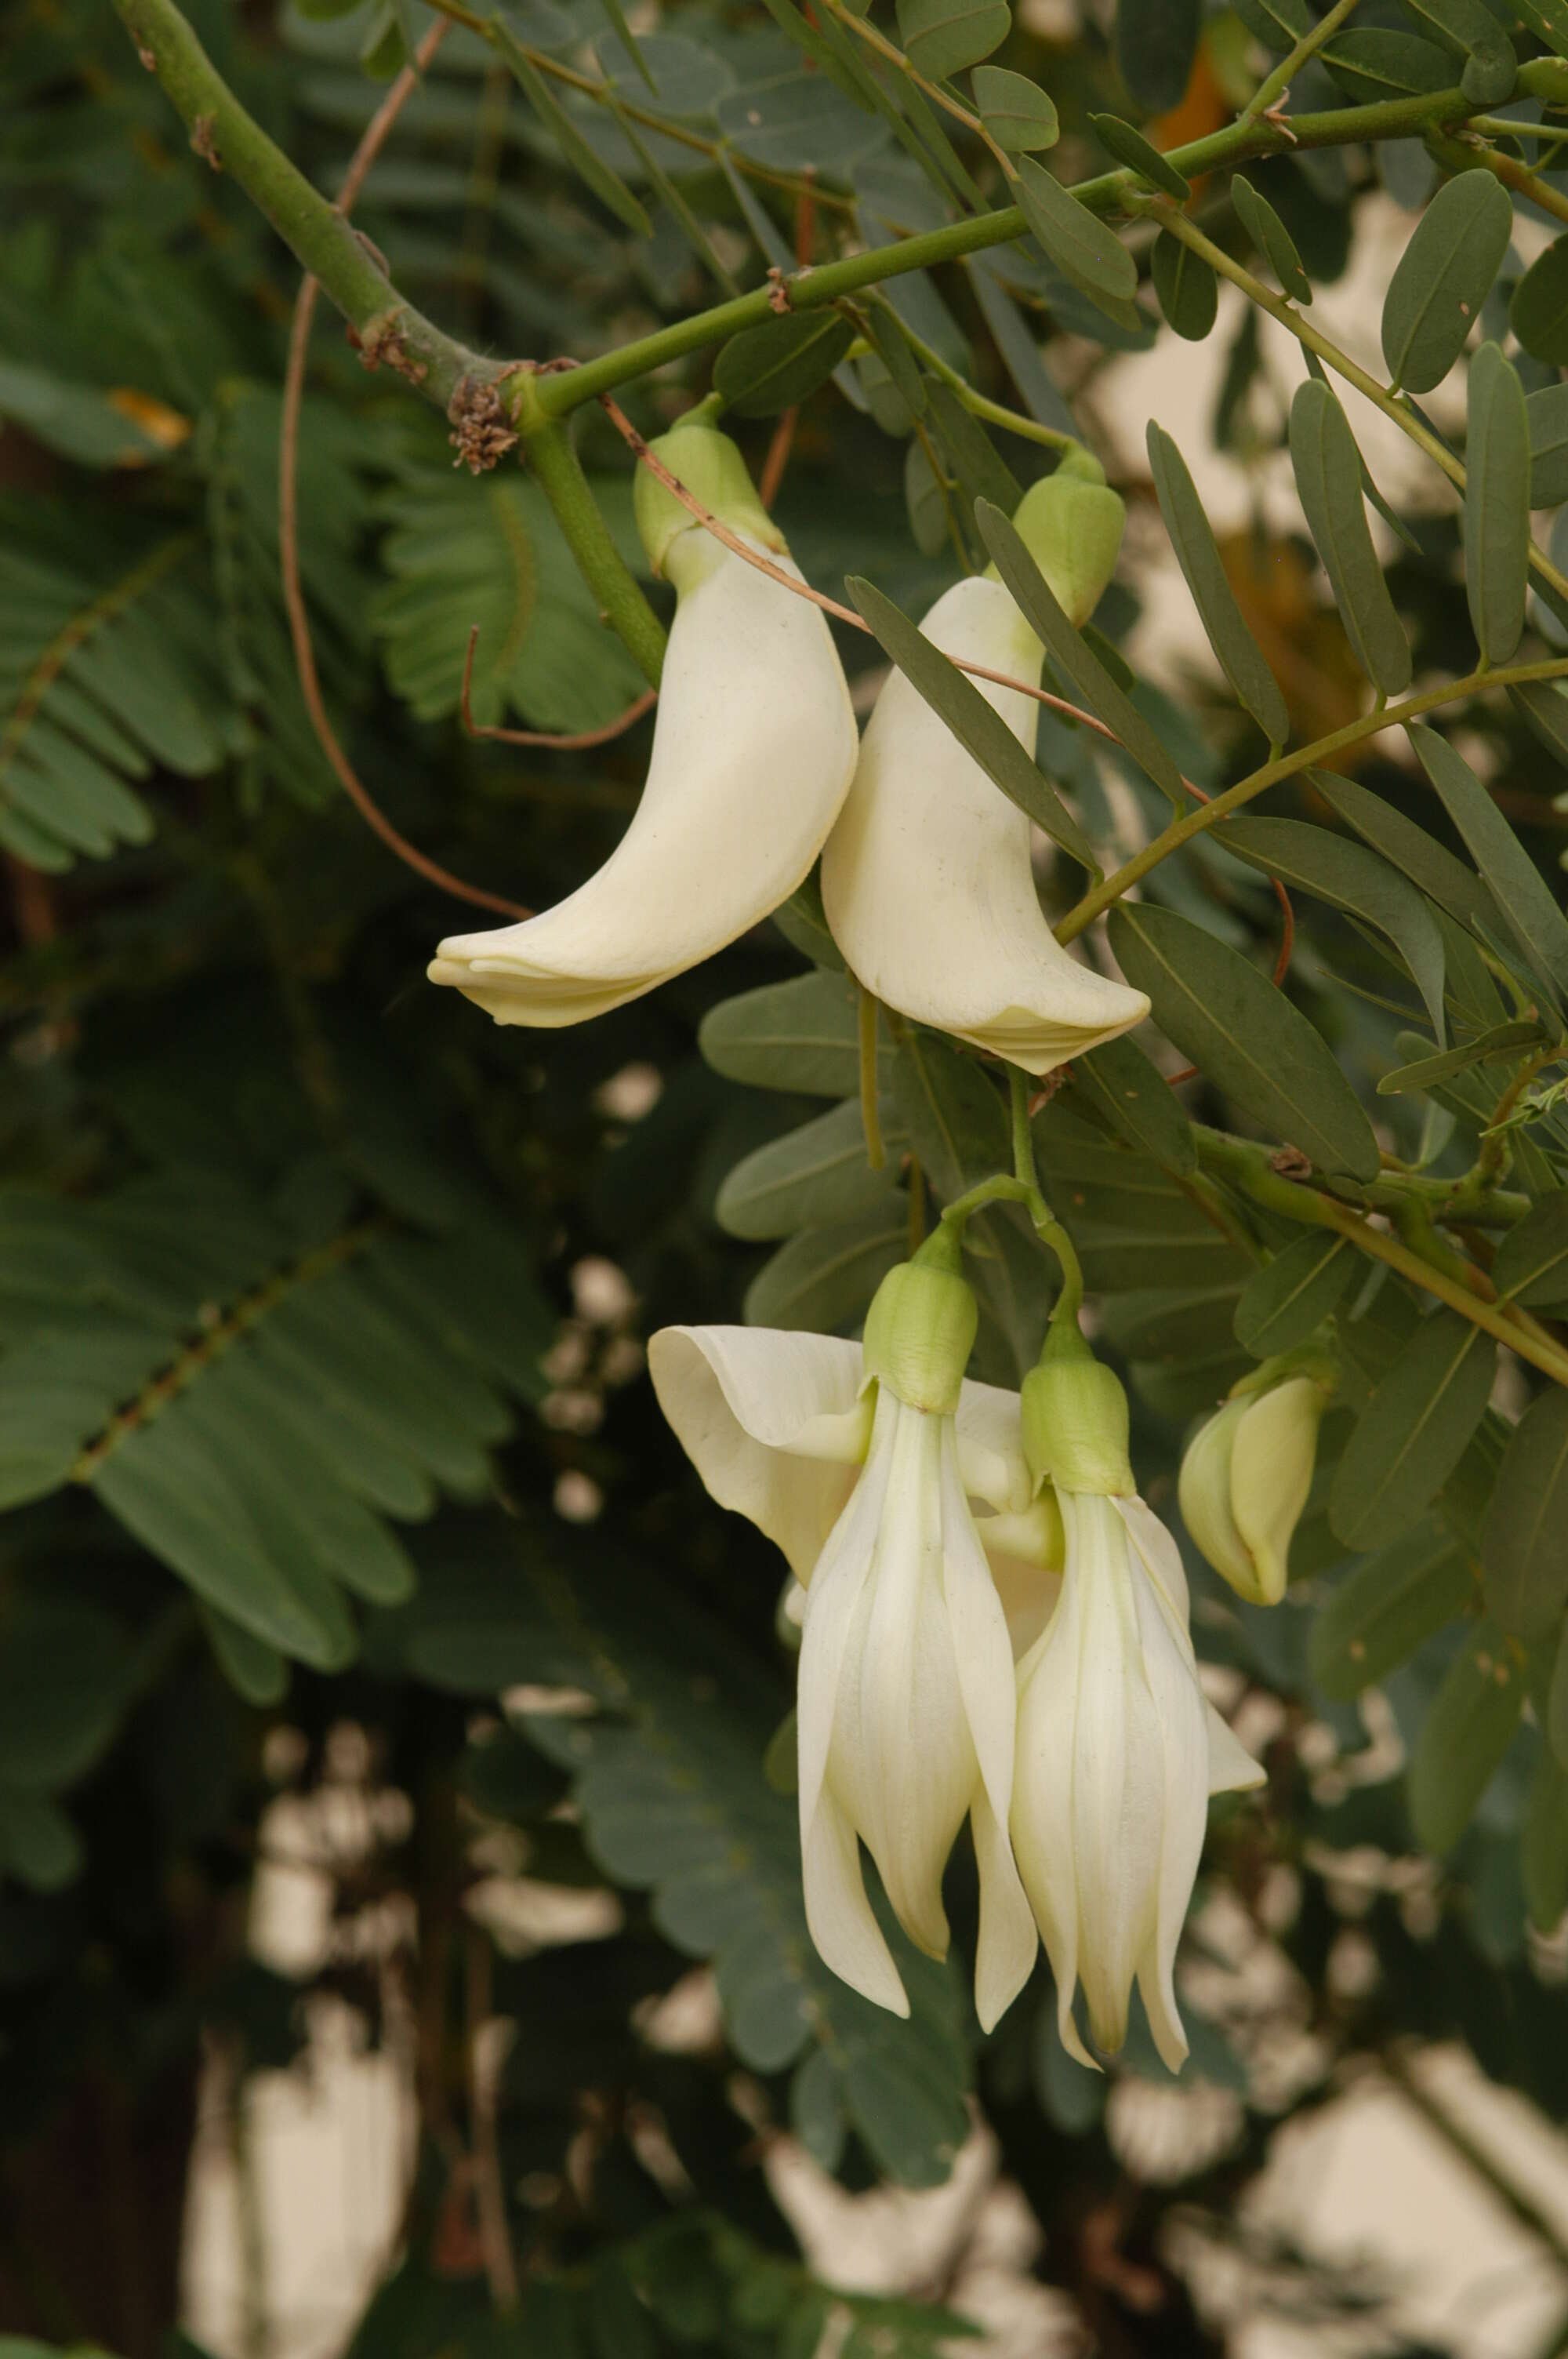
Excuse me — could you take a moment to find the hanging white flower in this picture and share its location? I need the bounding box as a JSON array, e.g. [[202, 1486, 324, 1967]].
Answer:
[[1178, 1363, 1334, 1606], [429, 423, 858, 1027]]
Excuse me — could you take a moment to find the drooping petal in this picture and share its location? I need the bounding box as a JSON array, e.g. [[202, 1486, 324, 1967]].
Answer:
[[953, 1374, 1035, 1514], [796, 1394, 899, 1837], [648, 1325, 868, 1583], [802, 1784, 909, 2017], [971, 1784, 1039, 2033], [1011, 1572, 1093, 2067], [819, 576, 1149, 1076], [430, 532, 858, 1026], [1206, 1702, 1267, 1796], [1229, 1378, 1324, 1605]]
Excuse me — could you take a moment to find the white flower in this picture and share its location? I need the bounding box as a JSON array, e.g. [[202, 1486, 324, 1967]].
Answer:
[[818, 474, 1149, 1076], [1179, 1371, 1330, 1607], [1011, 1488, 1264, 2073], [649, 1291, 1053, 2030], [428, 426, 857, 1027]]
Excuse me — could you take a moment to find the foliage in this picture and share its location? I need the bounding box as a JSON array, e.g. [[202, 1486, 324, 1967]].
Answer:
[[5, 0, 1568, 2352]]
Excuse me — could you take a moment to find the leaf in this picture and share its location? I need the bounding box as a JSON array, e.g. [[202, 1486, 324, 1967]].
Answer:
[[1087, 114, 1189, 202], [1069, 1033, 1197, 1172], [922, 382, 1022, 513], [1494, 1190, 1568, 1309], [1464, 341, 1531, 667], [1381, 169, 1512, 394], [1310, 772, 1501, 938], [1511, 234, 1568, 367], [713, 313, 857, 417], [845, 574, 1098, 865], [895, 0, 1011, 81], [1376, 1018, 1543, 1094], [714, 72, 890, 176], [1320, 27, 1457, 101], [1151, 231, 1218, 341], [970, 65, 1058, 151], [1308, 1520, 1474, 1699], [715, 1099, 906, 1240], [1511, 679, 1568, 767], [903, 438, 949, 558], [0, 1603, 131, 1791], [974, 500, 1188, 812], [1013, 159, 1138, 309], [1408, 1619, 1524, 1853], [593, 0, 655, 91], [1330, 1310, 1496, 1550], [1114, 0, 1200, 114], [1230, 175, 1312, 304], [699, 972, 892, 1096], [1409, 724, 1568, 1005], [489, 17, 652, 234], [1483, 1388, 1568, 1637], [1287, 384, 1412, 697], [1106, 903, 1381, 1180], [1398, 0, 1516, 94], [1218, 812, 1444, 1038], [1145, 423, 1290, 748], [0, 359, 181, 469], [1234, 1231, 1357, 1358], [1523, 1742, 1568, 1931], [1234, 0, 1311, 44]]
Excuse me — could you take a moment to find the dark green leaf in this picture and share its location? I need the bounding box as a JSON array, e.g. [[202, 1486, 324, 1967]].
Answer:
[[1511, 234, 1568, 366], [1088, 114, 1189, 202], [1511, 680, 1568, 772], [1234, 0, 1310, 44], [1146, 422, 1290, 747], [1377, 1017, 1544, 1094], [699, 972, 891, 1096], [1484, 1388, 1568, 1635], [1410, 723, 1568, 1004], [974, 499, 1189, 812], [1219, 812, 1443, 1038], [1523, 1741, 1568, 1930], [923, 381, 1022, 512], [1330, 1310, 1496, 1549], [1107, 903, 1381, 1180], [715, 1099, 906, 1239], [713, 313, 856, 417], [1396, 0, 1515, 100], [895, 0, 1011, 81], [1320, 27, 1457, 101], [1114, 0, 1200, 114], [1494, 1190, 1568, 1309], [846, 574, 1098, 865], [1527, 383, 1568, 508], [1308, 1521, 1474, 1699], [744, 1209, 904, 1329], [1464, 341, 1530, 666], [1231, 174, 1312, 304], [1014, 159, 1138, 308], [1310, 771, 1502, 938], [1408, 1618, 1524, 1852], [1234, 1231, 1357, 1358], [1517, 0, 1568, 58], [1069, 1033, 1197, 1172], [903, 437, 949, 556], [1287, 383, 1412, 696], [489, 18, 652, 234], [1381, 169, 1512, 394], [1151, 230, 1218, 340], [971, 65, 1058, 151], [594, 0, 656, 90]]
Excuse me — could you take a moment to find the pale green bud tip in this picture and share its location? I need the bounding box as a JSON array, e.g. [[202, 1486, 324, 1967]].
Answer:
[[633, 423, 786, 576], [861, 1252, 978, 1416], [1007, 469, 1126, 629], [1021, 1339, 1133, 1496]]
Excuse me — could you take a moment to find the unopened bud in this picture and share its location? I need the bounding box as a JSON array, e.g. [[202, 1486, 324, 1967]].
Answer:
[[1001, 462, 1126, 627], [860, 1225, 978, 1415], [1020, 1322, 1133, 1496], [633, 422, 785, 576]]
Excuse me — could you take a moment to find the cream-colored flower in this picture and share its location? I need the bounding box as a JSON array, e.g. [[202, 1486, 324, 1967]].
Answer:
[[429, 425, 857, 1027], [1179, 1369, 1332, 1606]]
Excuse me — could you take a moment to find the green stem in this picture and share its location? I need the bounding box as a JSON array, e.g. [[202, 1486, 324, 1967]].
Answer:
[[517, 414, 666, 687], [1055, 651, 1568, 944], [1242, 0, 1363, 125], [883, 304, 1083, 453], [1428, 127, 1568, 234], [1000, 1066, 1085, 1323]]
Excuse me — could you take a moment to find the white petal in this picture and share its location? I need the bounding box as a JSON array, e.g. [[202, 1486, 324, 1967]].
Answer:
[[937, 1419, 1022, 1831], [802, 1788, 909, 2018], [819, 576, 1149, 1077], [430, 536, 858, 1025], [796, 1397, 898, 1837], [1206, 1702, 1267, 1796], [979, 1546, 1061, 1659], [1114, 1492, 1193, 1630], [1126, 1520, 1214, 2075], [971, 1784, 1038, 2033], [954, 1374, 1035, 1513], [1011, 1568, 1093, 2067], [648, 1325, 866, 1583], [1177, 1401, 1256, 1594], [1229, 1379, 1323, 1606]]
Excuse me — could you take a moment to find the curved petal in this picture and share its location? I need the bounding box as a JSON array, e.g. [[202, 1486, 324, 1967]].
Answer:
[[937, 1420, 1021, 1828], [1011, 1563, 1094, 2069], [1177, 1401, 1255, 1594], [802, 1787, 909, 2018], [971, 1785, 1038, 2033], [1116, 1490, 1193, 1630], [796, 1397, 898, 1836], [979, 1544, 1061, 1660], [1124, 1518, 1213, 2076], [430, 533, 858, 1026], [1206, 1701, 1266, 1796], [819, 576, 1149, 1077], [648, 1325, 867, 1583], [954, 1374, 1034, 1513], [1229, 1379, 1324, 1606]]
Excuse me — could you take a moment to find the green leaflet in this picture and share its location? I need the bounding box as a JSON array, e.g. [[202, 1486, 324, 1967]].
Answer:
[[1320, 27, 1456, 102], [1408, 723, 1568, 1007], [970, 64, 1057, 151], [1218, 812, 1442, 1038], [895, 0, 1011, 82], [974, 499, 1188, 812], [699, 971, 892, 1096], [1069, 1032, 1198, 1172], [1013, 157, 1139, 308], [1483, 1389, 1568, 1637], [1523, 1743, 1568, 1931], [1230, 175, 1312, 304], [1381, 169, 1512, 394], [1309, 772, 1501, 939], [1234, 1231, 1356, 1359], [846, 574, 1097, 864], [1408, 1618, 1525, 1853], [1511, 234, 1568, 368], [1526, 383, 1568, 507], [1308, 1519, 1474, 1700], [1464, 341, 1530, 667], [923, 380, 1022, 511], [1329, 1310, 1496, 1550], [1493, 1190, 1568, 1310], [488, 18, 652, 234], [1145, 422, 1290, 748], [743, 1207, 908, 1332], [1287, 383, 1412, 698], [713, 313, 858, 416], [1376, 1018, 1544, 1096], [1106, 903, 1381, 1181], [1233, 0, 1310, 43], [1113, 0, 1200, 114], [1151, 231, 1218, 341], [1088, 113, 1190, 202], [715, 1098, 906, 1240], [1395, 0, 1515, 100]]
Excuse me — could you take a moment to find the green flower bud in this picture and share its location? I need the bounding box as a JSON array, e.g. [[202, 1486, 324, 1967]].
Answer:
[[860, 1225, 978, 1416], [633, 421, 785, 577], [999, 461, 1126, 628], [1020, 1321, 1133, 1496]]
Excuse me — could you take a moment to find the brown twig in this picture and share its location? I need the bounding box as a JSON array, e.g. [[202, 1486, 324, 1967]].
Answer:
[[459, 625, 656, 747], [278, 18, 529, 922]]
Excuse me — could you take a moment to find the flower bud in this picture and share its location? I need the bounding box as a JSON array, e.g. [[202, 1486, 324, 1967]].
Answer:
[[999, 456, 1126, 629], [1020, 1324, 1134, 1497], [633, 420, 784, 576], [1178, 1366, 1332, 1606], [860, 1227, 978, 1416]]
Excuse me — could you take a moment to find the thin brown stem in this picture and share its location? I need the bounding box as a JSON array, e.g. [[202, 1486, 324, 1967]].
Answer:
[[459, 626, 655, 748]]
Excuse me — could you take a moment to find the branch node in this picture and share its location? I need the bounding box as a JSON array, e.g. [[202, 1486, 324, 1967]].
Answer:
[[448, 375, 520, 473], [1270, 1146, 1312, 1180], [190, 112, 222, 168], [764, 265, 792, 315], [137, 42, 156, 67]]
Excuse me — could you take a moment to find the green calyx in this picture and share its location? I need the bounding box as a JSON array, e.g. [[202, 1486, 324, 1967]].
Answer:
[[990, 462, 1126, 628], [633, 421, 786, 577], [1020, 1320, 1134, 1496], [861, 1224, 978, 1416], [1228, 1345, 1338, 1403]]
